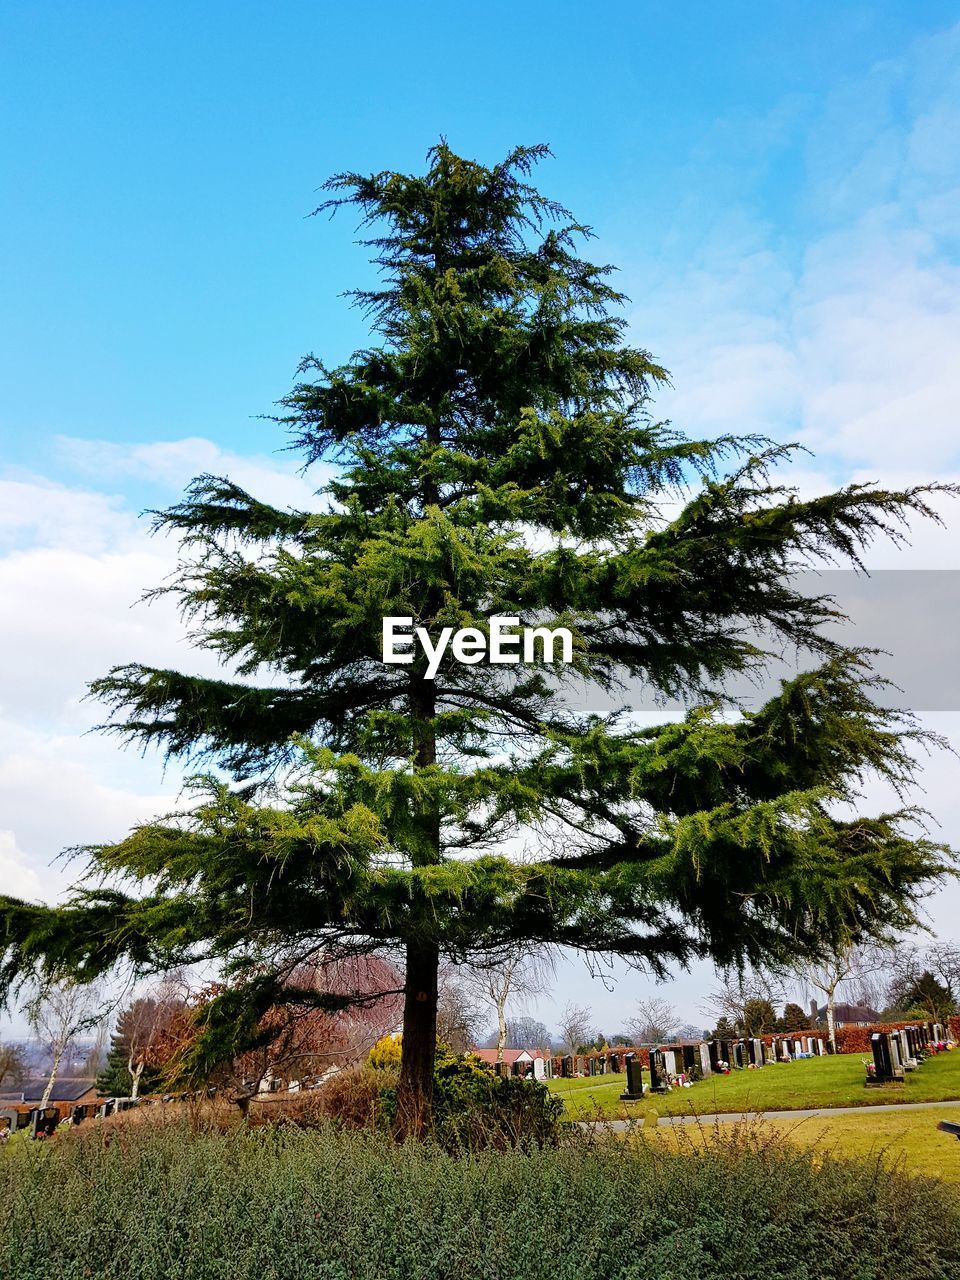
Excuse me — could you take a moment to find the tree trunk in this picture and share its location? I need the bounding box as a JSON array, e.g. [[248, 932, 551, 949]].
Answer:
[[396, 410, 445, 1136], [130, 1060, 144, 1100], [495, 990, 508, 1065], [492, 957, 516, 1066], [39, 1042, 64, 1110], [496, 1011, 507, 1064], [396, 939, 440, 1139], [826, 985, 837, 1051]]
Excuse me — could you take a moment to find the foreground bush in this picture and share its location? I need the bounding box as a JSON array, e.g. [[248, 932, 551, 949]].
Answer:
[[2, 1117, 959, 1279]]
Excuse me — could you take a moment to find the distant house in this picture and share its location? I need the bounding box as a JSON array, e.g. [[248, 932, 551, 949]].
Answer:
[[471, 1048, 550, 1079], [818, 1002, 883, 1028], [0, 1077, 99, 1107]]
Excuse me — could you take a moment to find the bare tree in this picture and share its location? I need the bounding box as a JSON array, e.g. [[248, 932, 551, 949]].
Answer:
[[25, 978, 105, 1109], [556, 1002, 594, 1055], [675, 1023, 705, 1042], [501, 1015, 552, 1051], [78, 1018, 110, 1080], [922, 939, 960, 1007], [123, 973, 189, 1098], [845, 963, 889, 1015], [152, 953, 406, 1114], [0, 1040, 26, 1090], [465, 945, 554, 1064], [795, 943, 887, 1050], [883, 939, 959, 1022], [702, 972, 787, 1036], [625, 997, 677, 1044], [435, 965, 485, 1054]]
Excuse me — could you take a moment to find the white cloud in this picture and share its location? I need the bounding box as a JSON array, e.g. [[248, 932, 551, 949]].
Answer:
[[631, 24, 960, 482], [793, 223, 960, 471], [0, 443, 271, 918], [55, 435, 330, 513], [0, 444, 308, 726], [0, 712, 181, 901], [0, 473, 139, 555], [0, 545, 187, 723], [0, 830, 44, 903]]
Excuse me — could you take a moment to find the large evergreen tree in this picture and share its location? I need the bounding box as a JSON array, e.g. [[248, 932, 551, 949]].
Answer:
[[1, 144, 954, 1135]]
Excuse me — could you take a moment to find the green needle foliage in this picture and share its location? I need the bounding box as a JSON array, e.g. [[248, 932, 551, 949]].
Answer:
[[1, 143, 955, 1135]]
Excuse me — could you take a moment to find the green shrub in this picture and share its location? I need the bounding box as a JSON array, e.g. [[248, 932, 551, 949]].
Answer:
[[430, 1050, 564, 1150], [1, 1118, 958, 1279]]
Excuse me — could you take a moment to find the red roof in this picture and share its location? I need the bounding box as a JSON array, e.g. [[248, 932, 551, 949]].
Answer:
[[471, 1048, 547, 1066]]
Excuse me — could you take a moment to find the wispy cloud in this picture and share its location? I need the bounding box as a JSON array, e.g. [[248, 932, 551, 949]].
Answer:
[[55, 435, 331, 512], [629, 22, 960, 481]]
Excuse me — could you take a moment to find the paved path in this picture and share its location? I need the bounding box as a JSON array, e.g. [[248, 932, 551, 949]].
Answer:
[[580, 1098, 960, 1131]]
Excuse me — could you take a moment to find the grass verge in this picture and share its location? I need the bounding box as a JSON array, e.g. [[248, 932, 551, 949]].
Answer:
[[636, 1107, 960, 1184]]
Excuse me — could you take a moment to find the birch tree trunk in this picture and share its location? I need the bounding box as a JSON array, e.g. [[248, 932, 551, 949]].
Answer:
[[495, 988, 509, 1065], [38, 1041, 64, 1110], [826, 983, 837, 1051]]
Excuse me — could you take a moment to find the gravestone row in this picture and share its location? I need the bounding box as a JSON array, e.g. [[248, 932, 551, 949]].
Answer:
[[867, 1022, 946, 1086]]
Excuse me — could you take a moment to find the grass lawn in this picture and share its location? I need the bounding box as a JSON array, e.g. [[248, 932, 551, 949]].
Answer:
[[638, 1107, 960, 1184], [549, 1048, 960, 1119]]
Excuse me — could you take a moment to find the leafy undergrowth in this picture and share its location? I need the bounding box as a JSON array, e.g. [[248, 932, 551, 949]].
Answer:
[[551, 1049, 960, 1119], [2, 1113, 959, 1280]]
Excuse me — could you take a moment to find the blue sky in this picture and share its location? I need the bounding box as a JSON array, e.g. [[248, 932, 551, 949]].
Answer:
[[2, 3, 960, 1038], [4, 2, 960, 473]]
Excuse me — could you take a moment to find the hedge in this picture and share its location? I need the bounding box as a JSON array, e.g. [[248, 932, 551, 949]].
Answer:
[[835, 1021, 957, 1055]]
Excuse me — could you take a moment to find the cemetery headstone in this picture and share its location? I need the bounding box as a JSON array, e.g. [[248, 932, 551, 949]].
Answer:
[[868, 1032, 904, 1085], [897, 1030, 915, 1070], [648, 1050, 669, 1093], [889, 1033, 903, 1074], [619, 1052, 645, 1100]]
